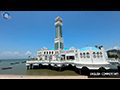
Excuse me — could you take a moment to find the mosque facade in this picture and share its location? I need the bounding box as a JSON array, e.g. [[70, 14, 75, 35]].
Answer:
[[37, 16, 109, 66]]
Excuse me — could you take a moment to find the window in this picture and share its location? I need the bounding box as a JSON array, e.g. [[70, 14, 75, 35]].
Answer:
[[60, 26, 62, 37], [80, 53, 82, 55], [60, 42, 63, 49], [47, 52, 48, 54], [56, 26, 58, 38], [87, 52, 90, 58], [93, 52, 96, 58], [44, 52, 45, 54], [87, 56, 90, 58], [52, 51, 53, 54], [93, 55, 96, 58], [97, 55, 99, 58], [82, 53, 85, 58], [80, 53, 82, 58], [97, 52, 99, 58], [49, 51, 51, 54], [45, 56, 47, 60], [49, 55, 52, 60], [55, 51, 58, 54], [100, 52, 102, 58], [55, 42, 58, 50]]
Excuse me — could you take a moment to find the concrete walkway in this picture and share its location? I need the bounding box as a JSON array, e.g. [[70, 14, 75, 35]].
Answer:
[[0, 75, 88, 79]]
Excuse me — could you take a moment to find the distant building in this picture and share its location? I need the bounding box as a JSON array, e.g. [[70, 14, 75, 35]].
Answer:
[[109, 52, 117, 55]]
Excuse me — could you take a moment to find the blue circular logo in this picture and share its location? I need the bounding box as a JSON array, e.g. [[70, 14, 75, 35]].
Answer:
[[1, 12, 11, 19]]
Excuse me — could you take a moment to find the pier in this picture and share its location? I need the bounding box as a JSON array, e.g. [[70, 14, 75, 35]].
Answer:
[[26, 60, 75, 71]]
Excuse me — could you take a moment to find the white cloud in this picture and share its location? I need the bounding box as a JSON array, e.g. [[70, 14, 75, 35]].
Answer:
[[106, 46, 120, 51], [14, 52, 19, 54], [0, 51, 36, 59], [113, 46, 120, 50], [24, 51, 32, 55], [1, 51, 14, 56]]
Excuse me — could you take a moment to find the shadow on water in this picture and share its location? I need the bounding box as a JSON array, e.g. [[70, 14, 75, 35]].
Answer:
[[26, 65, 80, 76]]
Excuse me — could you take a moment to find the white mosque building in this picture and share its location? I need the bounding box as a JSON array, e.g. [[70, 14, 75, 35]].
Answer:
[[26, 16, 110, 74]]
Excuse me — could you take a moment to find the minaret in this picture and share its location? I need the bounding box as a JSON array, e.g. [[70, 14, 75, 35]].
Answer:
[[54, 16, 64, 50]]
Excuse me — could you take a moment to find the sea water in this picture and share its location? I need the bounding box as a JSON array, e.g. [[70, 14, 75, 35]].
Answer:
[[0, 59, 80, 75], [0, 59, 119, 75], [0, 59, 27, 75]]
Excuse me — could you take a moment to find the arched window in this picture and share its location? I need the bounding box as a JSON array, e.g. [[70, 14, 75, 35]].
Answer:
[[97, 52, 99, 58], [100, 52, 102, 58], [80, 53, 82, 58], [83, 53, 85, 58], [52, 51, 53, 54], [47, 52, 48, 54], [100, 52, 102, 54], [49, 51, 51, 54], [87, 52, 90, 58], [81, 56, 82, 58], [93, 52, 96, 58], [45, 55, 47, 60]]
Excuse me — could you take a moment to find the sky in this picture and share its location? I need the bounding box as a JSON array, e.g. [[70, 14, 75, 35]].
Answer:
[[0, 11, 120, 59]]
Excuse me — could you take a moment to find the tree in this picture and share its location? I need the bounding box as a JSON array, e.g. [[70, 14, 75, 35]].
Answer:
[[40, 58, 42, 60], [28, 56, 30, 59]]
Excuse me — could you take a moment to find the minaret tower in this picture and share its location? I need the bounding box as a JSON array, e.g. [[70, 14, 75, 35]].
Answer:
[[54, 16, 64, 50]]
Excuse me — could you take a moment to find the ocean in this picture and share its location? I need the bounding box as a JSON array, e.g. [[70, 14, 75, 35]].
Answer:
[[0, 59, 119, 76], [0, 59, 80, 75]]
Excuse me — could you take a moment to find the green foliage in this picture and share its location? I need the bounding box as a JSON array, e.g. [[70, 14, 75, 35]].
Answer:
[[28, 56, 30, 59], [108, 54, 118, 59], [40, 58, 42, 60]]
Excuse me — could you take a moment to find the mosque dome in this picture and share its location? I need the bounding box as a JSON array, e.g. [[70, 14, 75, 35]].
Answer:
[[48, 47, 69, 50], [80, 46, 100, 51], [49, 47, 55, 50]]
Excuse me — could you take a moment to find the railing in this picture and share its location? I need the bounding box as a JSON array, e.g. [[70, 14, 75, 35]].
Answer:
[[66, 50, 74, 53], [60, 50, 65, 53]]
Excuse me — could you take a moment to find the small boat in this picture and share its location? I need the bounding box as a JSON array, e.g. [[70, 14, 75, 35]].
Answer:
[[22, 61, 26, 63], [2, 66, 12, 70], [10, 62, 19, 65]]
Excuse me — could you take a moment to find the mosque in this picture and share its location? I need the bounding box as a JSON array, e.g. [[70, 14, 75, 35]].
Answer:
[[37, 16, 108, 63], [27, 16, 110, 73]]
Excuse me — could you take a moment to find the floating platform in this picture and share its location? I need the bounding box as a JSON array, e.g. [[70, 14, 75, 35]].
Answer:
[[25, 60, 113, 75]]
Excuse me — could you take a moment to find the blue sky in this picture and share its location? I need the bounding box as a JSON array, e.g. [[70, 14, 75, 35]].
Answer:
[[0, 11, 120, 59]]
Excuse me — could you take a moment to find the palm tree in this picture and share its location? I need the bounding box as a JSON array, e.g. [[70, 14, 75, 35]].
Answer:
[[28, 56, 30, 60]]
